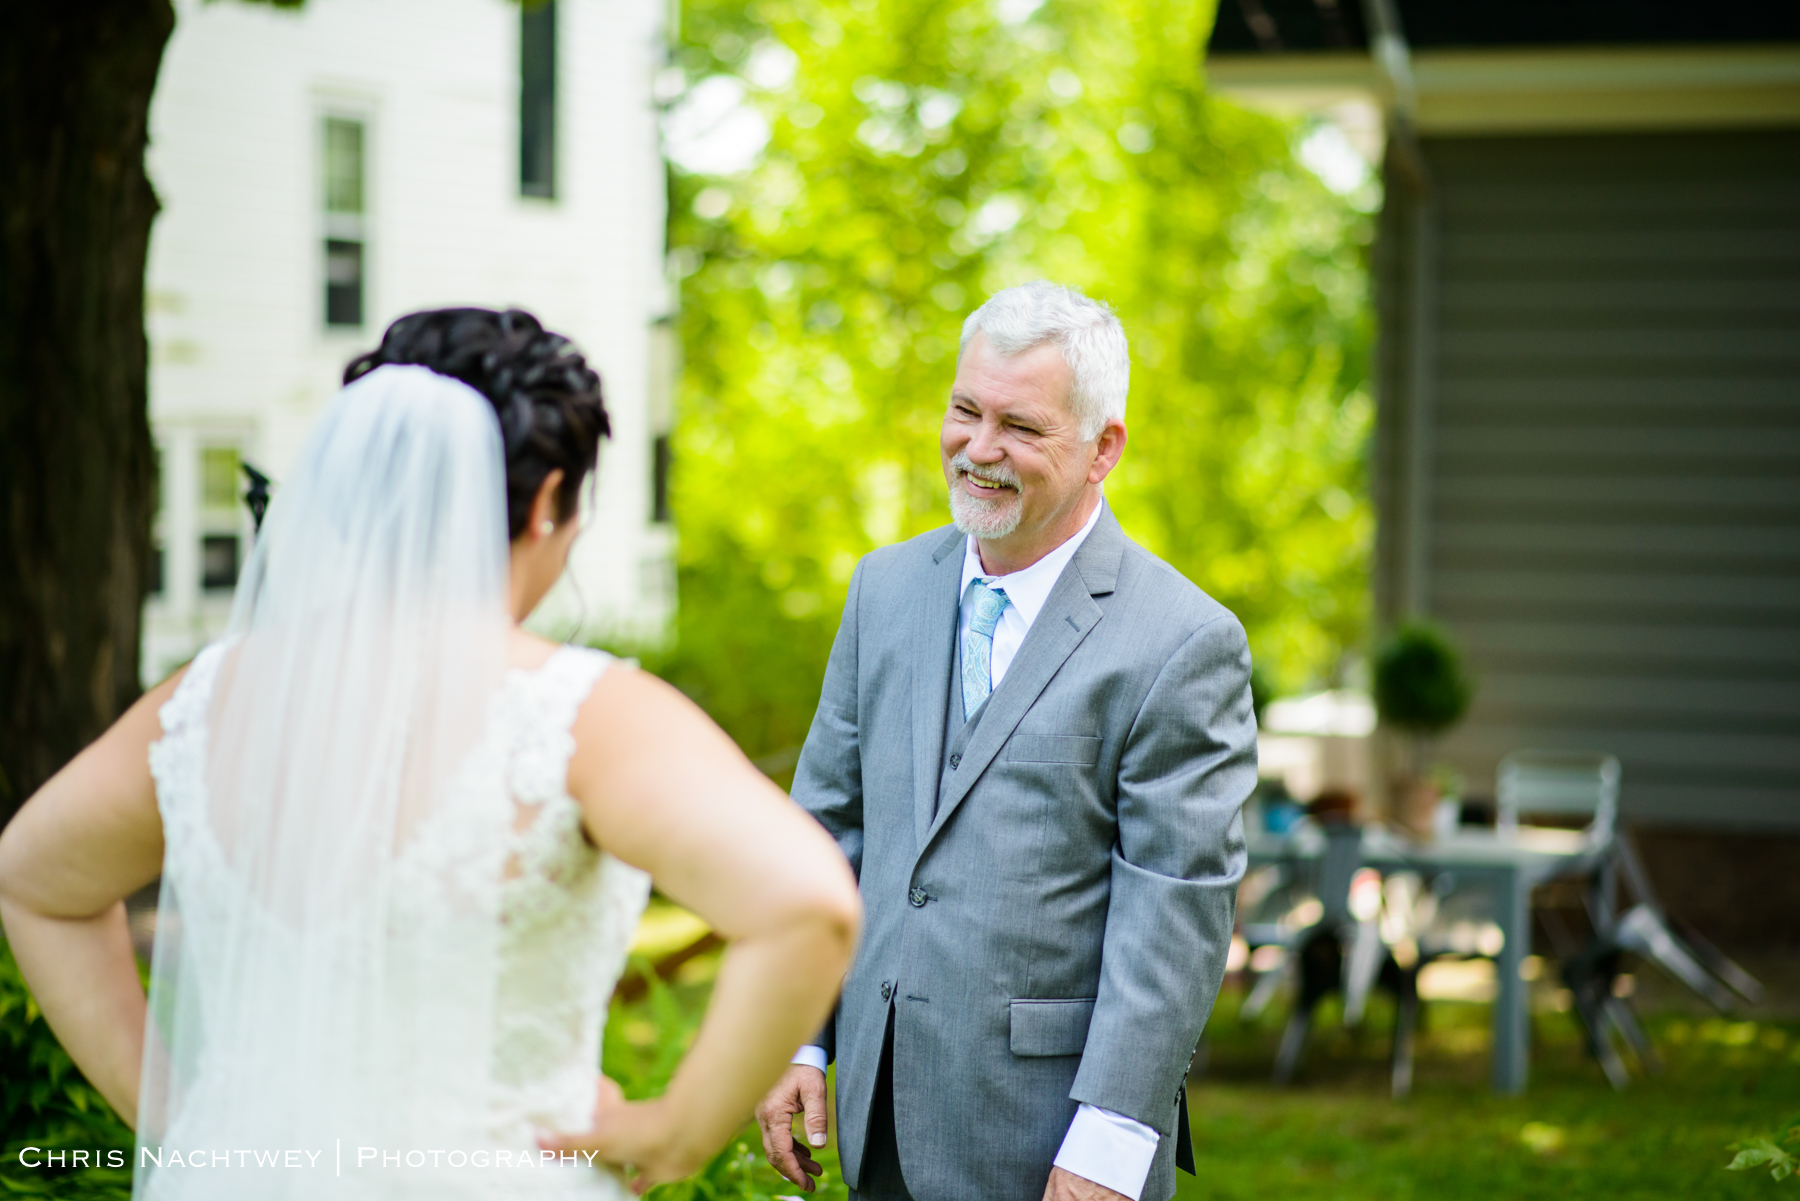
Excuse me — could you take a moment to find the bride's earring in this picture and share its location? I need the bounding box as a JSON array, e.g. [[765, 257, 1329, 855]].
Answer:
[[539, 519, 556, 538]]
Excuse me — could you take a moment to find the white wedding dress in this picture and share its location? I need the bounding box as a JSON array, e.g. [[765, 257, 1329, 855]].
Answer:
[[145, 640, 650, 1199]]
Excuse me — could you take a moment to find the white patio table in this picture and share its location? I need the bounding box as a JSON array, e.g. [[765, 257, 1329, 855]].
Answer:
[[1245, 822, 1596, 1093]]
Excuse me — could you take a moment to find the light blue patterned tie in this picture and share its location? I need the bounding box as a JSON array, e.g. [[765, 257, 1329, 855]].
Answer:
[[961, 580, 1010, 720]]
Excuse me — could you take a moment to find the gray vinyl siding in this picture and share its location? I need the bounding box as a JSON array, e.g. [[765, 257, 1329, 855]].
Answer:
[[1376, 130, 1800, 830]]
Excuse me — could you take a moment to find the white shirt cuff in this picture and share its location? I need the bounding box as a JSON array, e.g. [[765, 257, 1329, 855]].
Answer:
[[1053, 1103, 1160, 1199], [790, 1045, 829, 1073]]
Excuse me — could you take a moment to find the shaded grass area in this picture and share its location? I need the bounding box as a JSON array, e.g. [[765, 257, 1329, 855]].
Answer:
[[1179, 987, 1800, 1201], [616, 954, 1800, 1201]]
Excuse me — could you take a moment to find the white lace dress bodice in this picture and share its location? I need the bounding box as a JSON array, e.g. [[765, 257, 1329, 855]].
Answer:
[[485, 650, 653, 1146], [147, 643, 649, 1199]]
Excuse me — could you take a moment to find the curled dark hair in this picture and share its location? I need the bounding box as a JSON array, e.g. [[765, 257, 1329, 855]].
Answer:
[[343, 308, 611, 540]]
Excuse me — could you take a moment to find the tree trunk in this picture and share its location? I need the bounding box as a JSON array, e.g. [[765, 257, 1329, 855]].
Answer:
[[0, 0, 174, 824]]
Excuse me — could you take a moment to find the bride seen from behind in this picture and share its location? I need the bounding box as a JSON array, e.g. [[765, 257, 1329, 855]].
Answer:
[[0, 308, 861, 1197]]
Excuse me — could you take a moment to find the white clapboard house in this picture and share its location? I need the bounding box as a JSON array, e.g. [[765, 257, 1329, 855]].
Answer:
[[142, 0, 675, 684], [1206, 1, 1800, 941]]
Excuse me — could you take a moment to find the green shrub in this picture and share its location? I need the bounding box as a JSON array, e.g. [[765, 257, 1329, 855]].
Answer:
[[606, 956, 849, 1200], [1372, 621, 1473, 736], [0, 938, 134, 1199]]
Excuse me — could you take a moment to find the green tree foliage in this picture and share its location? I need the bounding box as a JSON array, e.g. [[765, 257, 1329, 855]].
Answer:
[[647, 0, 1372, 758]]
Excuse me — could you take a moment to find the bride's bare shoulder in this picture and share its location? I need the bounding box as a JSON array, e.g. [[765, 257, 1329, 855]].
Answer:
[[569, 663, 743, 780], [576, 658, 700, 728], [505, 627, 563, 671]]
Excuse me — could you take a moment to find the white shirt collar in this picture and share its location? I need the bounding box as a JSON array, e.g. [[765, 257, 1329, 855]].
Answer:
[[958, 497, 1105, 628]]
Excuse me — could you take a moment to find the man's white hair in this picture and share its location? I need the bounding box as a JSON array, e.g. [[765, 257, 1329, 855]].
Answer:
[[958, 280, 1129, 440]]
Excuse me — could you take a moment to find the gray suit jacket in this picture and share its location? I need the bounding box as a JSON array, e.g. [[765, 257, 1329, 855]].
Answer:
[[792, 504, 1255, 1201]]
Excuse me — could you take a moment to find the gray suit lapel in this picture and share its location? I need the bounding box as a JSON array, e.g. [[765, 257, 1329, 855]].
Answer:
[[916, 504, 1126, 857], [912, 527, 967, 848]]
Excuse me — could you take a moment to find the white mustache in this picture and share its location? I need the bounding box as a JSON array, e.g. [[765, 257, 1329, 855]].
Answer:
[[950, 451, 1019, 490]]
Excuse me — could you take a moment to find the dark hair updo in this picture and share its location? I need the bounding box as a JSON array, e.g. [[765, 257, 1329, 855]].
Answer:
[[343, 307, 611, 540]]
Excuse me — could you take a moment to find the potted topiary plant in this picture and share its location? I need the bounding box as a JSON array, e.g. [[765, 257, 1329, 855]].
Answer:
[[1373, 621, 1474, 837]]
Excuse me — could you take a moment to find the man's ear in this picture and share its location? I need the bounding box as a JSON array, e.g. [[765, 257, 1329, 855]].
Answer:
[[1088, 421, 1127, 485]]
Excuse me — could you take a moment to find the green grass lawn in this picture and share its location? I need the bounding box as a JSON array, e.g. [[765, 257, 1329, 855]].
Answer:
[[1178, 988, 1800, 1201], [608, 954, 1799, 1201]]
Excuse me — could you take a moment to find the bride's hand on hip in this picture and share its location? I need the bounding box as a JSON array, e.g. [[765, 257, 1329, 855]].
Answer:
[[538, 1076, 706, 1194]]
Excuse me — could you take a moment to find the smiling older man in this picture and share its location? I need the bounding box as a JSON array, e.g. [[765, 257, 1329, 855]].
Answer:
[[754, 281, 1257, 1201]]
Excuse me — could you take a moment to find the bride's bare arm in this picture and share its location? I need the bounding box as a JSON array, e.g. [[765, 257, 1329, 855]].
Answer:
[[0, 672, 180, 1128], [557, 665, 861, 1184]]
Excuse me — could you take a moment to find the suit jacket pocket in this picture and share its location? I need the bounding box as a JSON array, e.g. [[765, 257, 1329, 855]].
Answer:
[[1009, 998, 1097, 1057], [1003, 735, 1102, 766]]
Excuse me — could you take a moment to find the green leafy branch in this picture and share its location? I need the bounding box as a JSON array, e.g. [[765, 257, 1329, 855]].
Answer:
[[1728, 1119, 1800, 1182]]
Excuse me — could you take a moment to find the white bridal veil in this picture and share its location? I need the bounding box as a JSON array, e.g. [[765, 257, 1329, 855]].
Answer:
[[135, 366, 518, 1198]]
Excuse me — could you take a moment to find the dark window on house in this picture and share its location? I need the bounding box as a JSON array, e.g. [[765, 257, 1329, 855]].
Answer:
[[200, 446, 242, 592], [323, 116, 366, 326], [325, 240, 364, 326], [520, 0, 557, 198], [202, 536, 240, 591], [651, 433, 673, 523], [149, 446, 164, 596]]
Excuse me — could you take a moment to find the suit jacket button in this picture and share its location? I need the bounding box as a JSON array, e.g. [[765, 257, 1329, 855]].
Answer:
[[949, 753, 961, 768], [880, 981, 894, 1001], [909, 887, 928, 907]]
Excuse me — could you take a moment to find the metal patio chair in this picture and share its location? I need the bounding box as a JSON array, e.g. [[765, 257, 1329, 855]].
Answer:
[[1496, 750, 1761, 1087], [1264, 821, 1421, 1096]]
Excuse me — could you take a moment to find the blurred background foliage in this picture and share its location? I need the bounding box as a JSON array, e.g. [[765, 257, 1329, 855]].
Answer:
[[638, 0, 1375, 759]]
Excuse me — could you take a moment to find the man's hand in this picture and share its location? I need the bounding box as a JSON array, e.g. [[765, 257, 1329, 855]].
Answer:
[[1043, 1165, 1131, 1201], [754, 1063, 830, 1191]]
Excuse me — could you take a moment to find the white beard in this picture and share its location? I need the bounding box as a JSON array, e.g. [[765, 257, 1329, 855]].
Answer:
[[946, 453, 1023, 540]]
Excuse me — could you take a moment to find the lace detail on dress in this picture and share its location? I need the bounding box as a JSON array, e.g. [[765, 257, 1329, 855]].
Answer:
[[147, 643, 231, 888], [146, 641, 649, 1197], [485, 647, 652, 1146]]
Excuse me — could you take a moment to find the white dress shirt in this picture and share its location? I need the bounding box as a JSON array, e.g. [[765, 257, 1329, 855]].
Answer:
[[795, 498, 1161, 1199], [955, 496, 1103, 692]]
